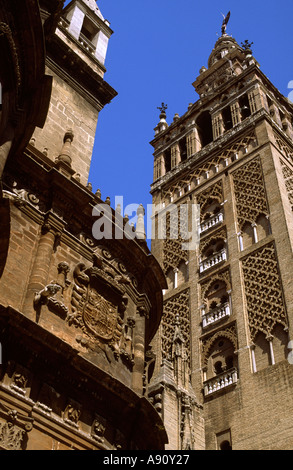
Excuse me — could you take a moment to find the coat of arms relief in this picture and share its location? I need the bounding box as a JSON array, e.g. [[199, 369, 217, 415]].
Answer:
[[34, 247, 142, 368]]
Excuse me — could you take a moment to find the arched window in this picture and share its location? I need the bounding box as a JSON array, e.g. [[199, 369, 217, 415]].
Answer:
[[164, 148, 171, 173], [196, 111, 213, 148], [239, 94, 251, 120], [220, 440, 232, 450], [222, 105, 233, 131], [206, 337, 236, 380], [256, 214, 270, 241]]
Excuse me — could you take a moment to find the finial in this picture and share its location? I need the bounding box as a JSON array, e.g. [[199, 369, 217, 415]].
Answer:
[[154, 102, 169, 135], [157, 102, 168, 118], [241, 39, 254, 52], [56, 129, 74, 166], [136, 204, 146, 240], [221, 11, 231, 36], [157, 102, 167, 113]]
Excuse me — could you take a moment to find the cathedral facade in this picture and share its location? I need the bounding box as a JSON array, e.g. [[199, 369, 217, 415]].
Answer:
[[0, 1, 293, 451]]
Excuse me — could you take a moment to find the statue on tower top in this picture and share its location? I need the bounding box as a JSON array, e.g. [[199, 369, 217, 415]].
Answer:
[[221, 11, 231, 35]]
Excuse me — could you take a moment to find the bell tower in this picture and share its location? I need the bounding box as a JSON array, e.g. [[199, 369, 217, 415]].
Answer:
[[149, 12, 293, 450], [31, 0, 117, 186]]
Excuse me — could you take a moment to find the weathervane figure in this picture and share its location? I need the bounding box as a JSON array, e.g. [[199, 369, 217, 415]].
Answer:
[[221, 11, 231, 35]]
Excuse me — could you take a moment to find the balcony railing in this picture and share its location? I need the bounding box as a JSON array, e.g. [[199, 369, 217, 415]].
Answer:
[[199, 248, 227, 273], [203, 368, 238, 396], [78, 32, 96, 55], [199, 212, 223, 235], [202, 302, 230, 328]]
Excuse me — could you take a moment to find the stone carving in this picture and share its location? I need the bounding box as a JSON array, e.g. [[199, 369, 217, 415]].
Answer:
[[63, 400, 81, 428], [232, 157, 269, 230], [10, 371, 28, 396], [241, 242, 288, 341], [33, 246, 139, 366], [67, 252, 136, 366], [180, 393, 196, 451], [0, 420, 25, 450], [34, 261, 70, 318], [162, 290, 190, 364], [0, 403, 33, 450], [91, 414, 107, 443], [68, 261, 123, 353]]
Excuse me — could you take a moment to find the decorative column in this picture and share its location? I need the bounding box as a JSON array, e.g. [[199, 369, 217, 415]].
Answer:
[[267, 334, 275, 365], [135, 204, 146, 240], [231, 101, 241, 126], [250, 343, 257, 373], [237, 231, 243, 251], [212, 112, 224, 140], [174, 268, 178, 289], [132, 304, 149, 394], [171, 144, 180, 169], [22, 212, 65, 320], [251, 223, 258, 243], [54, 130, 75, 178], [200, 304, 207, 328], [187, 129, 200, 156], [154, 154, 165, 180], [248, 89, 258, 114], [172, 315, 189, 390]]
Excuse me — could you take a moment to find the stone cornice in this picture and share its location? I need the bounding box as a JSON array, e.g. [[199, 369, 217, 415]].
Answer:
[[46, 30, 117, 110]]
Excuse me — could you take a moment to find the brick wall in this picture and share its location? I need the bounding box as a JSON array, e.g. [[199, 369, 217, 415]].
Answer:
[[32, 68, 99, 185]]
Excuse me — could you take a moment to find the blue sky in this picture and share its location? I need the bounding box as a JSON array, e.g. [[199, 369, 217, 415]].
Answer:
[[64, 0, 293, 233]]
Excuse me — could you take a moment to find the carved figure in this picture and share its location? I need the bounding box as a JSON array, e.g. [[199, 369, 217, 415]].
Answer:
[[221, 11, 230, 35]]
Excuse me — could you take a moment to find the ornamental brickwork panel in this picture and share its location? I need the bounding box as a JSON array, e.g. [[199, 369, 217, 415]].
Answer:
[[162, 205, 189, 273], [280, 158, 293, 211], [241, 242, 288, 342], [232, 157, 269, 230], [161, 130, 257, 202], [161, 289, 190, 363], [196, 180, 223, 222], [275, 133, 293, 166]]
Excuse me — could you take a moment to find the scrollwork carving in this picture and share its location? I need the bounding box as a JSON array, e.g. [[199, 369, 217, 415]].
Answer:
[[0, 402, 33, 450]]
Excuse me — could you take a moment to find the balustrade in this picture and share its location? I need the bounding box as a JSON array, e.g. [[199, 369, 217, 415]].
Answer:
[[203, 368, 238, 396], [202, 302, 230, 328], [199, 212, 223, 234], [199, 248, 227, 273]]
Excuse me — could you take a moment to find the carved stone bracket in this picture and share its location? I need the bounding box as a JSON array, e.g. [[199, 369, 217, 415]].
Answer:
[[63, 399, 81, 429]]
